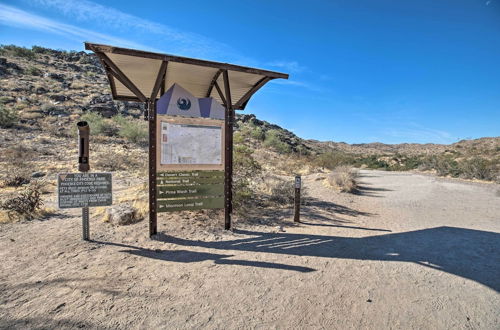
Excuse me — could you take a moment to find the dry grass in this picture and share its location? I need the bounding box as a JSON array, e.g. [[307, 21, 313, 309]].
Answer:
[[327, 165, 358, 193]]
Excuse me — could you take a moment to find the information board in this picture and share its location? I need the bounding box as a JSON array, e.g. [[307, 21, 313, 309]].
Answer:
[[160, 122, 222, 165], [156, 170, 224, 212], [58, 173, 112, 209]]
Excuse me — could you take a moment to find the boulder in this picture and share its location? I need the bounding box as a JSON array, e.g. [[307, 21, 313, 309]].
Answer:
[[106, 204, 142, 225], [44, 72, 65, 82], [88, 105, 118, 118], [49, 94, 69, 102], [35, 86, 48, 94]]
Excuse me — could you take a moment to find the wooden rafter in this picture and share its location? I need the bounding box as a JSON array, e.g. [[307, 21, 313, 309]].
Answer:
[[206, 69, 223, 97], [234, 77, 272, 109], [150, 61, 168, 100], [97, 52, 147, 102], [213, 81, 227, 107]]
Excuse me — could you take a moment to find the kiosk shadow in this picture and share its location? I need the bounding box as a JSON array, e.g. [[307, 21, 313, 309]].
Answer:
[[161, 226, 500, 292], [93, 241, 315, 273]]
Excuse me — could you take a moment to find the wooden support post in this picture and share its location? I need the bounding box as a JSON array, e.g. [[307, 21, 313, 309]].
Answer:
[[294, 175, 301, 223], [148, 100, 158, 237], [222, 70, 233, 230]]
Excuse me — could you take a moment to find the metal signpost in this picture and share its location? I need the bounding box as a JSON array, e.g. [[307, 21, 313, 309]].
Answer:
[[57, 121, 112, 240], [294, 175, 301, 223]]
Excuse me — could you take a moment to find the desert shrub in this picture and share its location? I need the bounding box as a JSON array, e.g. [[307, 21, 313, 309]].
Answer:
[[117, 117, 148, 144], [26, 66, 42, 76], [80, 112, 118, 137], [315, 151, 353, 170], [327, 165, 358, 193], [263, 130, 292, 154], [268, 179, 296, 205], [459, 157, 496, 181], [420, 156, 460, 177], [233, 144, 261, 210], [0, 182, 44, 220], [356, 155, 390, 170], [0, 104, 18, 128], [0, 45, 35, 59], [95, 152, 143, 172], [31, 45, 52, 54]]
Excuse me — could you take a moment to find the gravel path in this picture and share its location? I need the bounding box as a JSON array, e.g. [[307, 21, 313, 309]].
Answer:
[[1, 170, 499, 329]]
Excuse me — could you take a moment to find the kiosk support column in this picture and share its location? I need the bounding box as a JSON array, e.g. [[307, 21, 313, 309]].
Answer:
[[148, 100, 158, 237], [223, 70, 234, 230]]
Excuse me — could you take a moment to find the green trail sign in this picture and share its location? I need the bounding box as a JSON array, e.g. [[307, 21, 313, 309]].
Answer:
[[156, 170, 224, 212]]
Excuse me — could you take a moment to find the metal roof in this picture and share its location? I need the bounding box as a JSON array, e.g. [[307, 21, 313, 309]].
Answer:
[[85, 42, 289, 110]]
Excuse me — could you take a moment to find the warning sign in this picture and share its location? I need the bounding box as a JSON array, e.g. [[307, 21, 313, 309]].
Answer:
[[58, 173, 112, 209]]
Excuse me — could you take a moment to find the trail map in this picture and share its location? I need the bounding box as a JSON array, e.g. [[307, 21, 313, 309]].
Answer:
[[160, 122, 222, 165]]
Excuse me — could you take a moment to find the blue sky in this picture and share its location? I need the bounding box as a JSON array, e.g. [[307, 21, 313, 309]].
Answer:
[[1, 0, 499, 144]]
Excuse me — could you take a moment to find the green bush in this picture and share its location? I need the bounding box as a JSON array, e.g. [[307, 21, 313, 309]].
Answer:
[[0, 104, 18, 128], [80, 112, 118, 137], [315, 151, 353, 169], [0, 45, 35, 59], [459, 157, 496, 181], [117, 117, 148, 144], [263, 130, 291, 154], [25, 66, 42, 76], [233, 144, 261, 211]]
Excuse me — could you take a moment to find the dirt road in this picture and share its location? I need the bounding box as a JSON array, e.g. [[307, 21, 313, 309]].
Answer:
[[1, 170, 499, 329]]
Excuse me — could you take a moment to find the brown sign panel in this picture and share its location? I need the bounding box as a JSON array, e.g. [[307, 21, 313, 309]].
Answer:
[[157, 170, 224, 212]]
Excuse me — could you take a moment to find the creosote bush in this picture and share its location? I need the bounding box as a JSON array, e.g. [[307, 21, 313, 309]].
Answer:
[[0, 104, 18, 128], [233, 144, 261, 211], [80, 112, 117, 136], [328, 165, 358, 193], [263, 130, 292, 154]]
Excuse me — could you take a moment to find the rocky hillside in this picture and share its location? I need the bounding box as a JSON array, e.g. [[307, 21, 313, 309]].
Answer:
[[0, 45, 499, 183]]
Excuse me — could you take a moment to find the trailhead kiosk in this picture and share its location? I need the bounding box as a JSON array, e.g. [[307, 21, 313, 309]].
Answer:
[[85, 42, 288, 237]]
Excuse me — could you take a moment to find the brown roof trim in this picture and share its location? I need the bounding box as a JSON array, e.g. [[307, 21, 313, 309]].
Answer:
[[85, 42, 289, 79]]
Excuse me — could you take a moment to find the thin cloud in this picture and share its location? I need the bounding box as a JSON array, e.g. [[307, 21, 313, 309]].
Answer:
[[386, 125, 455, 144], [0, 4, 151, 50], [23, 0, 241, 61], [269, 79, 327, 94], [266, 60, 307, 73]]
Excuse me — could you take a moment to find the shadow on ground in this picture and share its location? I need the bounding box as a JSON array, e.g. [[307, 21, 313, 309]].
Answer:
[[156, 226, 500, 292]]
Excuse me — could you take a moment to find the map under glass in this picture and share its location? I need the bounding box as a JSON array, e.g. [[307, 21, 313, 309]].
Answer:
[[160, 122, 222, 165]]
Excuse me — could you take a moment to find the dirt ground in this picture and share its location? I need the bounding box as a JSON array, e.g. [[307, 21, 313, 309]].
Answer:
[[1, 170, 499, 329]]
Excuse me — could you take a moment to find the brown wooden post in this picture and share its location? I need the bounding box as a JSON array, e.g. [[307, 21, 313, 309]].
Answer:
[[223, 70, 234, 230], [294, 175, 301, 223], [148, 100, 158, 237]]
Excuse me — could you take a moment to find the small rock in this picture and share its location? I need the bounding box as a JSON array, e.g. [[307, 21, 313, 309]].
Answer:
[[35, 86, 48, 94], [366, 299, 372, 303], [49, 94, 69, 102], [44, 72, 65, 82], [31, 172, 46, 178], [106, 203, 143, 225]]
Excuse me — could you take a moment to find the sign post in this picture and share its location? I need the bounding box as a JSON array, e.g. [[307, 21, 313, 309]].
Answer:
[[58, 121, 113, 240], [77, 121, 90, 240], [294, 175, 301, 223]]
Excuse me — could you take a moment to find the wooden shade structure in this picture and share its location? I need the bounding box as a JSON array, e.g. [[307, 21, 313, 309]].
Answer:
[[84, 42, 289, 236]]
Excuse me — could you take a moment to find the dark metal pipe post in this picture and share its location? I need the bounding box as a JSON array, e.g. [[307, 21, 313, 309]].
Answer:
[[77, 121, 90, 240], [294, 175, 301, 223]]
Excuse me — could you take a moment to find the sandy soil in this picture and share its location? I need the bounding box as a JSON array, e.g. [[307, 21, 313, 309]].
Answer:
[[1, 170, 499, 329]]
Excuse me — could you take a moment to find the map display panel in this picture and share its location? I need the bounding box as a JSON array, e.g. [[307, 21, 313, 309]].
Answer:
[[160, 122, 222, 165]]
